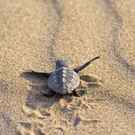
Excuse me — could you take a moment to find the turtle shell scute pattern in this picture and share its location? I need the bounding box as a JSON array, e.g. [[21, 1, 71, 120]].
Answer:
[[47, 67, 80, 94]]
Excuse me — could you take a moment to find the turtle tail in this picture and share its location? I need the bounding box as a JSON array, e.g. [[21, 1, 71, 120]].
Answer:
[[74, 56, 100, 73]]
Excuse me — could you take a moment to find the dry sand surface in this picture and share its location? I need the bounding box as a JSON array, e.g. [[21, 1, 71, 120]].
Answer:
[[0, 0, 135, 135]]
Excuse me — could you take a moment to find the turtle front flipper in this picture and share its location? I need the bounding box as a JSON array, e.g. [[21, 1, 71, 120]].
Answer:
[[74, 56, 100, 73], [30, 71, 51, 78], [22, 70, 51, 78]]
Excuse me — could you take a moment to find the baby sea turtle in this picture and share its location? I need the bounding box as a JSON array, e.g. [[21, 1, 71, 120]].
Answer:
[[28, 56, 100, 96]]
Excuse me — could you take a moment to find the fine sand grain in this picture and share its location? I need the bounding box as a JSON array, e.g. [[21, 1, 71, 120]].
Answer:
[[0, 0, 135, 135]]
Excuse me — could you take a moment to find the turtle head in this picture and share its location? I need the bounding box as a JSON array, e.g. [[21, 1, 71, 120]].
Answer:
[[56, 60, 68, 69]]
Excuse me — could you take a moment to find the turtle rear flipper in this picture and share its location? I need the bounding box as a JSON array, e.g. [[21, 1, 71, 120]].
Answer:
[[74, 56, 100, 73]]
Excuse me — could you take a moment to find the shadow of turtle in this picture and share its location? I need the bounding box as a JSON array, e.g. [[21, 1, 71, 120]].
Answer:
[[21, 71, 73, 109], [21, 71, 135, 119]]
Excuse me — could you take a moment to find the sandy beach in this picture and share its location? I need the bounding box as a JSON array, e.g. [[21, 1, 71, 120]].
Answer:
[[0, 0, 135, 135]]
